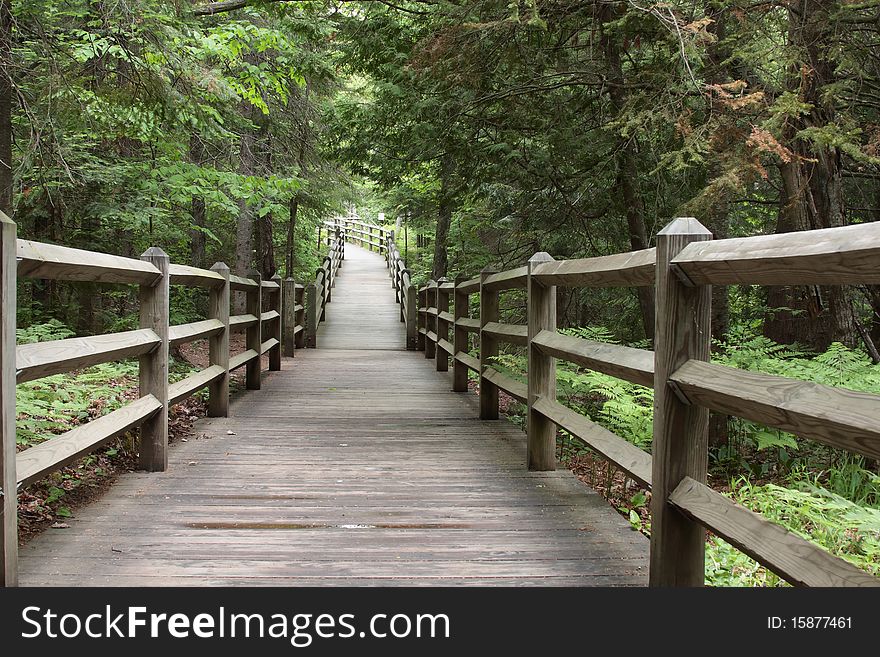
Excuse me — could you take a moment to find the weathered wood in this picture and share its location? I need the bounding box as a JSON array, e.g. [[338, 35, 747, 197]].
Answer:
[[229, 274, 258, 291], [670, 222, 880, 286], [17, 395, 163, 489], [168, 319, 224, 347], [282, 278, 297, 357], [425, 281, 437, 360], [261, 279, 280, 290], [532, 330, 654, 387], [405, 284, 417, 350], [455, 317, 480, 333], [229, 349, 259, 371], [268, 274, 282, 371], [246, 270, 262, 390], [452, 275, 470, 392], [168, 264, 225, 288], [530, 248, 655, 288], [528, 252, 556, 471], [482, 367, 527, 404], [649, 217, 712, 587], [670, 477, 880, 587], [260, 310, 280, 322], [169, 366, 225, 406], [532, 397, 652, 488], [208, 262, 230, 418], [436, 277, 450, 372], [416, 288, 426, 351], [455, 351, 480, 374], [294, 284, 306, 350], [229, 314, 259, 331], [482, 266, 528, 291], [456, 277, 480, 295], [0, 212, 17, 586], [482, 321, 528, 346], [138, 247, 170, 472], [17, 239, 161, 285], [306, 283, 318, 348], [261, 338, 280, 355], [479, 267, 500, 420], [16, 329, 161, 383], [670, 360, 880, 461]]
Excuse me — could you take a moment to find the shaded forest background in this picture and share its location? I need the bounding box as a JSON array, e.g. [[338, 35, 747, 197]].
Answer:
[[4, 0, 880, 584]]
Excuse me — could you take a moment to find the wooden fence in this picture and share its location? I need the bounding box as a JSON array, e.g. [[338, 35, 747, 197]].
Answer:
[[385, 218, 880, 588], [0, 213, 349, 586], [305, 231, 344, 348]]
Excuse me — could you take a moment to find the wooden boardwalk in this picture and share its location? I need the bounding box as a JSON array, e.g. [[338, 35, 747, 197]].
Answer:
[[18, 245, 648, 586]]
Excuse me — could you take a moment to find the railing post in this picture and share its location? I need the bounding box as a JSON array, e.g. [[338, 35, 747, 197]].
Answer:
[[417, 287, 426, 352], [282, 277, 297, 358], [246, 270, 262, 390], [405, 283, 417, 350], [452, 274, 469, 392], [306, 282, 318, 348], [436, 276, 450, 372], [650, 217, 713, 587], [425, 280, 437, 360], [527, 252, 556, 471], [318, 268, 328, 321], [208, 262, 230, 417], [295, 284, 306, 350], [138, 247, 170, 472], [269, 274, 282, 371], [400, 269, 410, 323], [479, 266, 499, 420], [1, 212, 18, 586]]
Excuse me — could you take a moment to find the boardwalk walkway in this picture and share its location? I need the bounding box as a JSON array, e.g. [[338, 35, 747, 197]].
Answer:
[[18, 245, 647, 586]]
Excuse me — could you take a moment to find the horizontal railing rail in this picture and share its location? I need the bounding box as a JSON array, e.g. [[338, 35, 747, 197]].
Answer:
[[395, 217, 880, 588], [304, 230, 345, 348]]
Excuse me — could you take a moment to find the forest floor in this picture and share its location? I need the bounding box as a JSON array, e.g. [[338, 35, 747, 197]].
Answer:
[[17, 336, 269, 544]]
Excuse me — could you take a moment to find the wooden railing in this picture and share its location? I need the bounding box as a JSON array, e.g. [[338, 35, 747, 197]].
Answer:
[[392, 217, 880, 588], [327, 218, 389, 254], [304, 231, 345, 348], [0, 211, 335, 586]]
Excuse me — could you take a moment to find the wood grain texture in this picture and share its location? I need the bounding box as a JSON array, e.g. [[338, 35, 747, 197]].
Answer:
[[530, 249, 655, 288], [281, 278, 297, 358], [260, 338, 280, 355], [456, 277, 480, 294], [671, 222, 880, 286], [245, 271, 262, 390], [481, 367, 527, 404], [229, 349, 258, 371], [17, 239, 161, 285], [481, 322, 528, 346], [670, 478, 880, 587], [649, 217, 712, 587], [455, 351, 480, 373], [138, 248, 170, 473], [479, 267, 500, 419], [229, 274, 258, 291], [208, 262, 230, 418], [670, 360, 880, 461], [169, 366, 225, 406], [17, 395, 163, 488], [169, 264, 224, 288], [532, 397, 652, 488], [482, 266, 528, 291], [436, 278, 450, 372], [169, 319, 224, 347], [229, 314, 258, 331], [455, 317, 480, 333], [16, 329, 160, 383], [532, 330, 654, 387], [527, 252, 557, 472], [1, 213, 17, 585], [452, 275, 470, 392]]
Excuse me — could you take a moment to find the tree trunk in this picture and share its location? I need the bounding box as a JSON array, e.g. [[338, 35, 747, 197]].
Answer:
[[189, 134, 207, 268], [764, 1, 855, 350], [0, 0, 12, 216], [432, 153, 453, 280]]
